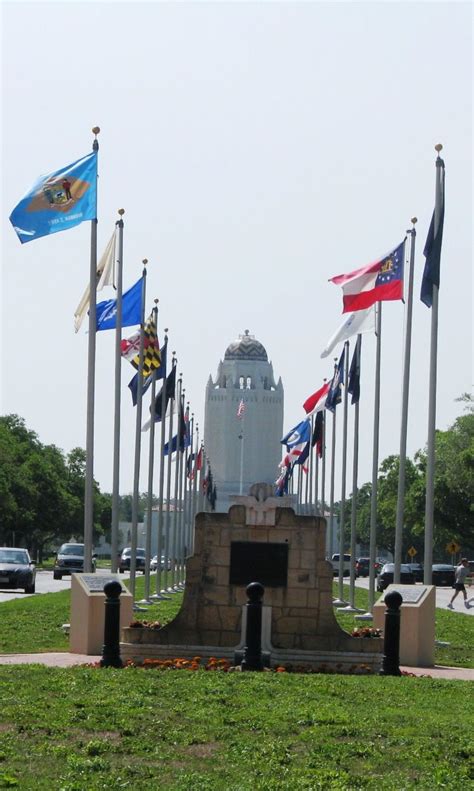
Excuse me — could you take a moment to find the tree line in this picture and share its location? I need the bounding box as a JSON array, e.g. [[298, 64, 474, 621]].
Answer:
[[0, 414, 157, 560], [336, 394, 474, 560], [1, 395, 472, 561]]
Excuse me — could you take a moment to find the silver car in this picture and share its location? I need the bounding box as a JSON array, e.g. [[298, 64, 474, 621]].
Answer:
[[0, 547, 36, 594], [53, 543, 96, 580]]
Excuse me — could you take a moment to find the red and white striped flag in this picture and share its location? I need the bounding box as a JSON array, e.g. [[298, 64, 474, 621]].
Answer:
[[236, 399, 246, 419]]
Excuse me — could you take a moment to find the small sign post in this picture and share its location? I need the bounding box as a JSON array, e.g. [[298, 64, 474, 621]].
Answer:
[[445, 541, 460, 563], [407, 546, 417, 559]]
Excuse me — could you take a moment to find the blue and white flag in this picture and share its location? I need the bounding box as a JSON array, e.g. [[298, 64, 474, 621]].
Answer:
[[96, 276, 143, 332], [9, 151, 97, 244], [281, 419, 311, 450], [325, 347, 345, 413]]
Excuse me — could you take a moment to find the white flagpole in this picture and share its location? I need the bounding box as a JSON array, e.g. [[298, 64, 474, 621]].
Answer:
[[163, 351, 175, 594], [84, 126, 100, 573], [328, 361, 338, 562], [344, 334, 362, 613], [394, 224, 417, 582], [424, 145, 444, 585], [357, 303, 382, 620], [129, 262, 148, 602], [111, 212, 123, 574], [321, 406, 326, 521], [335, 341, 350, 606], [153, 356, 175, 599], [141, 302, 160, 605]]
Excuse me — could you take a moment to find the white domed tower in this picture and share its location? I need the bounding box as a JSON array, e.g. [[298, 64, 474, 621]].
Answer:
[[204, 330, 284, 511]]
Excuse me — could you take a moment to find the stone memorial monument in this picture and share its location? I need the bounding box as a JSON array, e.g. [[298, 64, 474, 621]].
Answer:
[[121, 486, 382, 671]]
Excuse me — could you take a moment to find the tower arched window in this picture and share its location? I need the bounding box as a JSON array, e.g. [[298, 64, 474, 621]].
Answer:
[[239, 376, 245, 390], [246, 376, 252, 389]]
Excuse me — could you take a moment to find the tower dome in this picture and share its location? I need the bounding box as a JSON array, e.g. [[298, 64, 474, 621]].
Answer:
[[224, 330, 268, 362]]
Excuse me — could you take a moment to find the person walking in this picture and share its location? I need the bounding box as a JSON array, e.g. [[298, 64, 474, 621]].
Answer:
[[447, 558, 470, 609]]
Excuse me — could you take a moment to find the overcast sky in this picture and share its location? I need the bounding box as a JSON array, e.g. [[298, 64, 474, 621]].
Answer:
[[1, 1, 472, 499]]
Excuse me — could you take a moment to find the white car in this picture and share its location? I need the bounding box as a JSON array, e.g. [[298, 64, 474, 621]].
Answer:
[[331, 553, 351, 577], [150, 554, 171, 572]]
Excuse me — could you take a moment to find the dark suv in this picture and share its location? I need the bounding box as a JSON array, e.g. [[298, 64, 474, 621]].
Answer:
[[53, 543, 96, 580], [377, 563, 416, 592], [355, 557, 383, 577], [119, 547, 146, 573]]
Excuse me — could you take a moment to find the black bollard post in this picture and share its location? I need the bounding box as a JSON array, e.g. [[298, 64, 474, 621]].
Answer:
[[379, 590, 403, 676], [101, 580, 123, 668], [241, 581, 264, 671]]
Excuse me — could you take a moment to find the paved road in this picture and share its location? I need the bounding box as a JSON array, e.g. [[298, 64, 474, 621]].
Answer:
[[1, 571, 473, 616], [345, 576, 474, 616], [0, 569, 117, 602]]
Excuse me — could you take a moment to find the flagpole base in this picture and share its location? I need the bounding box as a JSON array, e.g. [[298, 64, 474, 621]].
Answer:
[[150, 592, 171, 601], [132, 604, 148, 612], [337, 605, 364, 613], [332, 598, 347, 607], [137, 598, 153, 605], [354, 611, 374, 621]]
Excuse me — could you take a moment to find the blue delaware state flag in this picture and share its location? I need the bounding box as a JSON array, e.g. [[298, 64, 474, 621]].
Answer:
[[96, 276, 143, 332], [9, 151, 97, 244]]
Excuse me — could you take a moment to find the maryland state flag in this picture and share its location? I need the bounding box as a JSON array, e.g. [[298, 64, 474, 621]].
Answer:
[[123, 312, 161, 377], [9, 151, 97, 244]]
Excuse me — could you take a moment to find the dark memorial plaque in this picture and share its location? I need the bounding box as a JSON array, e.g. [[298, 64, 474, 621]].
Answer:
[[229, 541, 288, 587]]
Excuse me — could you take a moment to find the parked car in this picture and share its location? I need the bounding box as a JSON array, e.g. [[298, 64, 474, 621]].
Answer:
[[355, 557, 383, 577], [431, 564, 455, 587], [377, 563, 416, 592], [0, 547, 36, 594], [331, 553, 351, 577], [406, 562, 424, 582], [53, 543, 96, 580], [119, 547, 146, 573], [150, 554, 172, 572]]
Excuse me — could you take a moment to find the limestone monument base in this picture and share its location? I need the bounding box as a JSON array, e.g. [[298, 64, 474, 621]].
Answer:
[[70, 573, 133, 655], [121, 486, 382, 671], [373, 584, 436, 667]]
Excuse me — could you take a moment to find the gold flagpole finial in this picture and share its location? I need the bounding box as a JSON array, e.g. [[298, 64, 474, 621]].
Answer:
[[118, 208, 125, 216], [92, 126, 100, 136], [435, 143, 443, 153], [142, 259, 148, 266], [154, 298, 159, 305], [411, 217, 417, 225]]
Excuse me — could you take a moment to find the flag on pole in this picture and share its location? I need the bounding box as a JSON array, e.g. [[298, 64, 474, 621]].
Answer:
[[74, 231, 116, 332], [96, 276, 143, 331], [320, 307, 375, 358], [127, 312, 161, 377], [128, 341, 167, 407], [311, 411, 324, 457], [303, 381, 330, 416], [347, 335, 361, 404], [420, 163, 445, 307], [330, 241, 405, 313], [164, 430, 191, 456], [281, 419, 311, 467], [236, 399, 245, 418], [325, 347, 345, 412], [121, 331, 140, 362], [10, 151, 97, 244], [152, 366, 176, 422]]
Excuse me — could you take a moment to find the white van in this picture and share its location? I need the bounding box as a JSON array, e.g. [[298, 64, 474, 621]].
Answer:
[[331, 553, 351, 577]]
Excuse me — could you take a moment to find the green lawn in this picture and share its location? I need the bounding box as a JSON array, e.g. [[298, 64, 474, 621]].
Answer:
[[0, 666, 472, 790], [0, 578, 472, 668]]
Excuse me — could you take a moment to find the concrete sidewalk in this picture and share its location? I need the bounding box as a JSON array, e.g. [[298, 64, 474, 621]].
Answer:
[[0, 652, 472, 680]]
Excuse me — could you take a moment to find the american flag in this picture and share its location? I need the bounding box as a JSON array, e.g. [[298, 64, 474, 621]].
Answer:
[[236, 399, 246, 419]]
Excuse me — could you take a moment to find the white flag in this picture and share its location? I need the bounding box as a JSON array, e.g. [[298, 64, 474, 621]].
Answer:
[[320, 307, 375, 358], [74, 231, 116, 332]]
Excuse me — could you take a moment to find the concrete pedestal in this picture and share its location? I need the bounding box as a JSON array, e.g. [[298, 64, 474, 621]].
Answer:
[[373, 585, 436, 667], [70, 574, 133, 655]]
